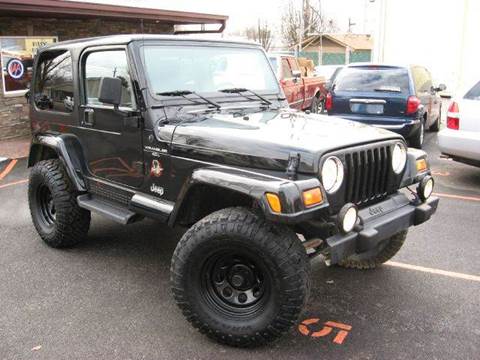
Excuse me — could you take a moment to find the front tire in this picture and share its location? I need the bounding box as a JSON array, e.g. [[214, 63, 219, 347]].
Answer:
[[28, 159, 91, 248], [170, 207, 310, 347], [309, 95, 322, 113], [338, 230, 407, 270]]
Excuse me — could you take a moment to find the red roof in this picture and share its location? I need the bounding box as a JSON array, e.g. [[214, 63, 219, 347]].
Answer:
[[0, 0, 228, 25]]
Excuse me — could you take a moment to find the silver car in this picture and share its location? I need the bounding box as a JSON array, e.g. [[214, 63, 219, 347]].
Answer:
[[438, 80, 480, 167]]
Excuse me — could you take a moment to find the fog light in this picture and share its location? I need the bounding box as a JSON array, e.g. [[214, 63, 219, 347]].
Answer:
[[417, 176, 434, 202], [337, 203, 358, 233]]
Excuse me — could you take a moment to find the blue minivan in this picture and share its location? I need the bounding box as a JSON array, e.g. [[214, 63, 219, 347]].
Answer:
[[325, 64, 446, 148]]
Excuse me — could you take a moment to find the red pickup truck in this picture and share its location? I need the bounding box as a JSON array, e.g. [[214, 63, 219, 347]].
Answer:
[[269, 54, 327, 113]]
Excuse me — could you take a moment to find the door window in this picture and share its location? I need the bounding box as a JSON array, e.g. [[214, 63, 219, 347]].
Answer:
[[84, 50, 135, 108], [33, 50, 74, 113]]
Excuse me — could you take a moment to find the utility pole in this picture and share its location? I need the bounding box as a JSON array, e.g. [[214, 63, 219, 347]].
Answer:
[[299, 0, 305, 53], [348, 18, 356, 33]]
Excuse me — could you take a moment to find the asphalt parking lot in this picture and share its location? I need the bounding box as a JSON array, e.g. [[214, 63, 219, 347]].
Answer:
[[0, 132, 479, 360]]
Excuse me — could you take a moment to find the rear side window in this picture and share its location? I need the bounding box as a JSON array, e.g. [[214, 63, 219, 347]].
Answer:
[[34, 50, 74, 113], [84, 50, 135, 108], [334, 66, 410, 93], [412, 66, 433, 93], [464, 81, 480, 100]]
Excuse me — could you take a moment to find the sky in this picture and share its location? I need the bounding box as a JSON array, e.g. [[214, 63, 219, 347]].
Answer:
[[69, 0, 368, 35]]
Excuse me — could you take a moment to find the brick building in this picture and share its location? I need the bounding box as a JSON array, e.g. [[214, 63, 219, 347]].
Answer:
[[0, 0, 227, 140]]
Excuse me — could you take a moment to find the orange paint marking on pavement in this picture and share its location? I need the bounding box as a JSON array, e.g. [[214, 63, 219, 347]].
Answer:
[[0, 159, 18, 180], [298, 318, 352, 344], [0, 179, 28, 189], [433, 192, 480, 202], [431, 170, 450, 176]]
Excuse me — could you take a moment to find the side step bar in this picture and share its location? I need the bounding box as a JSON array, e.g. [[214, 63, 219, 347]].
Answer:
[[77, 193, 175, 224], [77, 194, 138, 225]]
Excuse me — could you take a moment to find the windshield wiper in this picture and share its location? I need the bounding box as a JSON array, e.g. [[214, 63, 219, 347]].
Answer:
[[218, 88, 272, 106], [157, 90, 221, 110], [374, 87, 401, 93]]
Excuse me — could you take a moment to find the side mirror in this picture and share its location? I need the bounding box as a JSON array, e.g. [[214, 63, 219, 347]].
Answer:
[[292, 70, 302, 79], [437, 83, 447, 92], [98, 77, 122, 107]]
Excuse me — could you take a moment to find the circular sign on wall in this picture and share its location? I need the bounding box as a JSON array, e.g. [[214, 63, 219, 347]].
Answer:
[[6, 58, 25, 80]]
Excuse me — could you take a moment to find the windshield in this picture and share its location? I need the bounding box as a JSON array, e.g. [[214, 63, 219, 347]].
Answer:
[[143, 45, 280, 95], [335, 66, 410, 93]]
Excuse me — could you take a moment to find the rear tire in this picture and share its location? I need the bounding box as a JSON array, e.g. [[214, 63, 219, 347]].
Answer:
[[409, 121, 424, 149], [430, 108, 441, 132], [171, 207, 310, 347], [28, 159, 91, 248], [309, 95, 322, 113], [338, 230, 407, 270]]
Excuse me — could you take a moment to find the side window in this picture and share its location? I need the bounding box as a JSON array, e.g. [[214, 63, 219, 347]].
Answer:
[[84, 50, 134, 108], [34, 50, 74, 113], [281, 58, 293, 79], [464, 81, 480, 100], [412, 67, 431, 93]]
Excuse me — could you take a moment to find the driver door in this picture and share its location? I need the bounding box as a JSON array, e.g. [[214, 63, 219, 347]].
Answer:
[[79, 47, 144, 188]]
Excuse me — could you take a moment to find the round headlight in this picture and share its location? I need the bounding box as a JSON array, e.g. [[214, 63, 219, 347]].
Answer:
[[391, 142, 407, 174], [321, 156, 344, 193]]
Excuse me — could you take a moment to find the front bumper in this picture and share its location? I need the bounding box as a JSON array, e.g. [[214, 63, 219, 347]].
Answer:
[[325, 192, 439, 264]]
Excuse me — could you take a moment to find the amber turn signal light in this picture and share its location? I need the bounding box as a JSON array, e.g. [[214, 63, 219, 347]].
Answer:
[[266, 193, 282, 213], [303, 188, 323, 207], [416, 159, 427, 172]]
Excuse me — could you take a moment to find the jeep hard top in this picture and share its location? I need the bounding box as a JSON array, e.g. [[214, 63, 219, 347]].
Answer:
[[27, 35, 438, 347]]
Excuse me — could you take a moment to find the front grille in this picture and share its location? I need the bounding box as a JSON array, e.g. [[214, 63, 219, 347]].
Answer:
[[344, 144, 392, 205]]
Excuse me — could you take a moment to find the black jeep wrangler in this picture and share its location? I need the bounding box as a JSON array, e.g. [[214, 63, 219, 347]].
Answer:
[[27, 35, 438, 347]]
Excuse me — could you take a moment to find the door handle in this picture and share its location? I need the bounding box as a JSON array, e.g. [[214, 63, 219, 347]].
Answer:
[[83, 108, 95, 127]]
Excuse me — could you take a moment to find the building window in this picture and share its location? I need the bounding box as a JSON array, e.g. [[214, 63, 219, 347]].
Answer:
[[1, 37, 57, 96], [34, 50, 74, 113]]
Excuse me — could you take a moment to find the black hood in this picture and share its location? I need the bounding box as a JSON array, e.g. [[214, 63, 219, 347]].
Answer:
[[169, 109, 403, 174]]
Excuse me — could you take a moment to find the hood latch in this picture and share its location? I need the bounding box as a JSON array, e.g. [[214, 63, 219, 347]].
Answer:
[[286, 152, 300, 180]]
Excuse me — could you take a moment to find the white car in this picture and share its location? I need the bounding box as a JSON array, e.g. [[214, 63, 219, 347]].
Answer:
[[438, 80, 480, 167]]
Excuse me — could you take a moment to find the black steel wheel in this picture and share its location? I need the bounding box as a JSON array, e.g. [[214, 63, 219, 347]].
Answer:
[[202, 250, 270, 317], [29, 159, 90, 248], [171, 207, 310, 347], [36, 184, 56, 228]]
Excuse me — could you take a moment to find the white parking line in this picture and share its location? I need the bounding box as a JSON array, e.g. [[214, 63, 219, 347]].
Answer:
[[385, 261, 480, 282]]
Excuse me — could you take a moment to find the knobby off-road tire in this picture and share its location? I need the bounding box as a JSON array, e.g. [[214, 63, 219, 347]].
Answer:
[[338, 230, 408, 270], [28, 159, 90, 248], [170, 207, 310, 347]]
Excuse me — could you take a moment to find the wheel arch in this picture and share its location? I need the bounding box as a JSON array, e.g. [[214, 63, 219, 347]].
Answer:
[[28, 134, 88, 191]]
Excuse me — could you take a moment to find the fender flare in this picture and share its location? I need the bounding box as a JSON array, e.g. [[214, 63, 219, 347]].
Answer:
[[168, 167, 324, 226], [28, 134, 88, 192]]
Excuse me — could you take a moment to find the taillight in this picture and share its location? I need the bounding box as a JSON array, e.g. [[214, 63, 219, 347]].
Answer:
[[325, 92, 333, 111], [406, 96, 421, 115], [447, 101, 460, 130]]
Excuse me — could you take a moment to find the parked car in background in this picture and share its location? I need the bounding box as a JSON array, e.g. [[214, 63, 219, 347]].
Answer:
[[269, 54, 326, 113], [314, 64, 343, 89], [438, 80, 480, 167], [326, 63, 445, 148]]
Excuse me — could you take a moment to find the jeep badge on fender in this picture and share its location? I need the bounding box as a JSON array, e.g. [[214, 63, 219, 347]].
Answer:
[[26, 35, 438, 348]]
